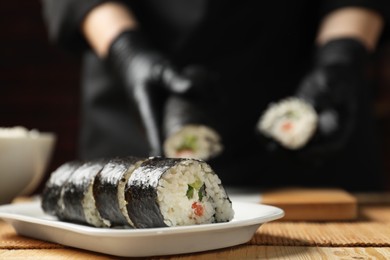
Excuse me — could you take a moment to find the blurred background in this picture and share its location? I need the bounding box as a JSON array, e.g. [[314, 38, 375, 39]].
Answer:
[[1, 1, 390, 192]]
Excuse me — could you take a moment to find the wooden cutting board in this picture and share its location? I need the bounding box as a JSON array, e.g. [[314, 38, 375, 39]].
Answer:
[[261, 188, 358, 221]]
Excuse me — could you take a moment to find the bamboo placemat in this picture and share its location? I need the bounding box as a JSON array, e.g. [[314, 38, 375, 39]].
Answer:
[[251, 222, 390, 247], [250, 205, 390, 247], [0, 221, 64, 249], [1, 205, 390, 249]]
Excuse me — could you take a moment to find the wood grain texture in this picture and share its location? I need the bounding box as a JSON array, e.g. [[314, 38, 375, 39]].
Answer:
[[2, 197, 390, 258], [1, 247, 390, 259], [261, 188, 358, 221]]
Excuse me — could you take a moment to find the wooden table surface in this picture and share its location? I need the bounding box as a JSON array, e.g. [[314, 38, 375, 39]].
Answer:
[[1, 192, 390, 259]]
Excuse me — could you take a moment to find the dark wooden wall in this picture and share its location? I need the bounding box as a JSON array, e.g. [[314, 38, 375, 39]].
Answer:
[[1, 1, 390, 192]]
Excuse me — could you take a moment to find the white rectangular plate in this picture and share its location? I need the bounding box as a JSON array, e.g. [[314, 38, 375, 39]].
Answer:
[[0, 200, 284, 257]]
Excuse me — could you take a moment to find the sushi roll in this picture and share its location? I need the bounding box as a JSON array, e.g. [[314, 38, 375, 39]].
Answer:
[[164, 125, 222, 160], [41, 161, 82, 217], [163, 95, 222, 160], [125, 157, 234, 228], [41, 157, 234, 229], [60, 159, 108, 227], [258, 97, 318, 149], [93, 156, 144, 227]]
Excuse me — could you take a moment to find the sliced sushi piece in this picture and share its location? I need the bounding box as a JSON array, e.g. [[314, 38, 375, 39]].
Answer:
[[164, 124, 222, 160], [60, 160, 108, 227], [125, 157, 234, 228], [41, 161, 83, 216], [41, 157, 234, 229], [93, 156, 145, 227], [257, 97, 318, 149], [163, 95, 222, 160]]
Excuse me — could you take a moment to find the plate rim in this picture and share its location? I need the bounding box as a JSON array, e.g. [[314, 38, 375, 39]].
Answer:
[[0, 200, 284, 236], [0, 200, 284, 256]]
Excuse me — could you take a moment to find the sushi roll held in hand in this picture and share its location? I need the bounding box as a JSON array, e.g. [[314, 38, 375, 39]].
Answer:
[[163, 95, 223, 161], [257, 97, 318, 150], [164, 125, 222, 160]]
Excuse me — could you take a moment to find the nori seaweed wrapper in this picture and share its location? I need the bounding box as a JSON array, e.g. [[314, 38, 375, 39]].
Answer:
[[60, 159, 107, 225], [41, 161, 83, 216], [125, 157, 186, 228], [93, 156, 145, 227]]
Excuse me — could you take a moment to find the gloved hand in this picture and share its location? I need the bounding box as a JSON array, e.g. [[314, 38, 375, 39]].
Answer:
[[260, 38, 370, 162], [107, 30, 216, 156]]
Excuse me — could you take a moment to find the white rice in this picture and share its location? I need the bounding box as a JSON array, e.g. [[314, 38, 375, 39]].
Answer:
[[83, 176, 110, 227], [156, 160, 234, 226], [0, 126, 40, 138], [163, 124, 223, 161], [70, 162, 109, 227], [117, 160, 144, 227], [258, 97, 318, 149]]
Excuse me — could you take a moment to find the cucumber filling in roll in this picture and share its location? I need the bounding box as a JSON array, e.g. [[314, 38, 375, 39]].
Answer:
[[156, 159, 233, 226], [163, 125, 222, 161], [43, 157, 234, 229]]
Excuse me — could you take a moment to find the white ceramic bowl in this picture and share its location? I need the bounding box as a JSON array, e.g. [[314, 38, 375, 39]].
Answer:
[[0, 128, 56, 204]]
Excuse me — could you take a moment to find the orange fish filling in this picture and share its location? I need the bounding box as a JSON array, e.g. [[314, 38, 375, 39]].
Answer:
[[175, 149, 194, 158], [281, 121, 293, 132], [191, 202, 204, 217]]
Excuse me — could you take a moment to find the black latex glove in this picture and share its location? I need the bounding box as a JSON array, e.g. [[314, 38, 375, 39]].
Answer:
[[107, 30, 216, 156], [262, 38, 370, 162]]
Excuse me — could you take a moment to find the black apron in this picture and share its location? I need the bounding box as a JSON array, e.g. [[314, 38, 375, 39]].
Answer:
[[73, 1, 385, 190]]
